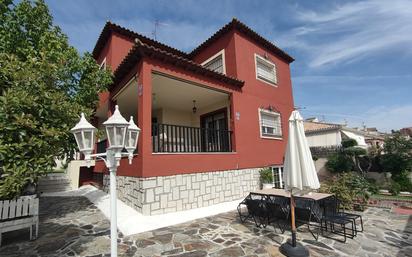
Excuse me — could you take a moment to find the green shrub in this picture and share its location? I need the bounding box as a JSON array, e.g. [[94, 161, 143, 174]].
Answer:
[[392, 171, 412, 192], [380, 133, 412, 175], [341, 139, 358, 148], [326, 153, 353, 173], [259, 167, 273, 184], [320, 172, 372, 210], [366, 178, 379, 194], [389, 182, 401, 196]]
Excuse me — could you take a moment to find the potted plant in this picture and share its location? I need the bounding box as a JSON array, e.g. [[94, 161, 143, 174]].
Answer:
[[259, 167, 273, 189]]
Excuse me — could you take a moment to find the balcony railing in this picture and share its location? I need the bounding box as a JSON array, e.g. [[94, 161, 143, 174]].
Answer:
[[152, 123, 232, 153]]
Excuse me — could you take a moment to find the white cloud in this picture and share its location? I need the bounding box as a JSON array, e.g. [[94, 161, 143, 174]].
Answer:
[[362, 105, 412, 132], [280, 0, 412, 68]]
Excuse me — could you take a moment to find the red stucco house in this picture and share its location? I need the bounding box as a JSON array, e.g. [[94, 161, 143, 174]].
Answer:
[[90, 18, 295, 215]]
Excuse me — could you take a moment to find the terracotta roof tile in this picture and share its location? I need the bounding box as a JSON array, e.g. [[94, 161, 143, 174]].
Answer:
[[304, 121, 341, 133], [92, 21, 189, 59], [188, 18, 294, 63], [113, 39, 244, 88]]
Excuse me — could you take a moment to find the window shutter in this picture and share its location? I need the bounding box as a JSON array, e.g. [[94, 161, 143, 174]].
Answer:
[[256, 57, 277, 84], [261, 113, 276, 127], [260, 110, 282, 137], [204, 55, 224, 73]]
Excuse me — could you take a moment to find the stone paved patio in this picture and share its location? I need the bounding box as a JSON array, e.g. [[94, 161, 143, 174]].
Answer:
[[0, 196, 411, 257]]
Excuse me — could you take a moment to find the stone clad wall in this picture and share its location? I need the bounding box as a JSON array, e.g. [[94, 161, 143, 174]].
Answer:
[[103, 168, 260, 215]]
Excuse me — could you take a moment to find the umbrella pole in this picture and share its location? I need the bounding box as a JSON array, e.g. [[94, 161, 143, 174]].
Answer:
[[291, 194, 297, 247], [279, 191, 309, 257]]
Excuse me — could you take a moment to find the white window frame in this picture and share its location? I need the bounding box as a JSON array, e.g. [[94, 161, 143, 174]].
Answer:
[[254, 54, 278, 86], [201, 49, 226, 74], [99, 57, 106, 70], [271, 166, 284, 188], [258, 108, 282, 140]]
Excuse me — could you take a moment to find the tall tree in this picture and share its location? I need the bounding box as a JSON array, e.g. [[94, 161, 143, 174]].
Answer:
[[0, 0, 112, 199]]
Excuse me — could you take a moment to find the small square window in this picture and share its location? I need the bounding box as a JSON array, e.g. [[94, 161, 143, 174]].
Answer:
[[255, 54, 277, 85], [201, 50, 225, 74], [259, 109, 282, 138]]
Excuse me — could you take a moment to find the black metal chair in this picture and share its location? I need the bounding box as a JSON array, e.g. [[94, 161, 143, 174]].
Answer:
[[336, 198, 364, 233], [294, 197, 324, 240], [321, 197, 357, 242], [265, 195, 290, 233], [237, 194, 252, 223], [237, 193, 269, 227]]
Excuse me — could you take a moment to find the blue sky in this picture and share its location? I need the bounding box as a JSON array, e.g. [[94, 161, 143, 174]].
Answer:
[[45, 0, 412, 132]]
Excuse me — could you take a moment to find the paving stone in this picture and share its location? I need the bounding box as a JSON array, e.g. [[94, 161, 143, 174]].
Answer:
[[171, 250, 208, 257], [1, 196, 411, 257], [183, 240, 220, 252], [135, 239, 156, 248], [161, 248, 183, 255], [210, 246, 245, 257], [302, 239, 334, 250]]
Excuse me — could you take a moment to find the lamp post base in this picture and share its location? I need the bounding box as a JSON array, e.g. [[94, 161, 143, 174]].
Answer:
[[279, 241, 309, 257]]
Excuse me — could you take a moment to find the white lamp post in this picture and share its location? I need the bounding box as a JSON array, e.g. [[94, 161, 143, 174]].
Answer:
[[71, 105, 140, 257]]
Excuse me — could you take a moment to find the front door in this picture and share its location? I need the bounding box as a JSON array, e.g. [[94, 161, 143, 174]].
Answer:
[[200, 109, 229, 151]]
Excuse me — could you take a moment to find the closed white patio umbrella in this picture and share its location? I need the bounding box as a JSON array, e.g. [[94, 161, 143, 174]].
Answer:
[[280, 110, 320, 257]]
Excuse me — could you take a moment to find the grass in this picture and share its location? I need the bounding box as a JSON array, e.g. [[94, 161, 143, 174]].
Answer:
[[370, 194, 412, 201]]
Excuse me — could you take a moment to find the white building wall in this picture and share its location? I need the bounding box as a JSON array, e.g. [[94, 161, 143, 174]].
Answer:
[[306, 130, 341, 147]]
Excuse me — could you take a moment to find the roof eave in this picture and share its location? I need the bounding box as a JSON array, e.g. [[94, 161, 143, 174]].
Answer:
[[189, 18, 294, 64], [113, 42, 244, 89]]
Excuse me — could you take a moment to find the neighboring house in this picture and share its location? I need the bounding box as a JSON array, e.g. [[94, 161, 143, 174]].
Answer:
[[400, 127, 412, 139], [363, 127, 386, 149], [82, 18, 295, 215], [304, 121, 368, 149]]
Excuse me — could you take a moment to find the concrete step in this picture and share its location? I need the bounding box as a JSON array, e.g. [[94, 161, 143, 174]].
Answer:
[[38, 173, 72, 193], [37, 179, 70, 186]]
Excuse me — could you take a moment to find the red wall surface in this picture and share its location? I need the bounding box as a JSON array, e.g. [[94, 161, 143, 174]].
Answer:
[[94, 28, 294, 178]]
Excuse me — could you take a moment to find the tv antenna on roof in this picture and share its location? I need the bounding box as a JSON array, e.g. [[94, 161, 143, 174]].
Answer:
[[151, 19, 169, 40]]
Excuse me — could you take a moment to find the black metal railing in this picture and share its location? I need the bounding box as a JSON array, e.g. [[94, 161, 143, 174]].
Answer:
[[152, 123, 232, 153]]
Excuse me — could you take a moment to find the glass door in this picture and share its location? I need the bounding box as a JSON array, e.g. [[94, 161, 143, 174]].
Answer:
[[201, 109, 228, 152]]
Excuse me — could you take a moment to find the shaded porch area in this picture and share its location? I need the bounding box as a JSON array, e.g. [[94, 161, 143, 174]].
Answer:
[[151, 73, 233, 153]]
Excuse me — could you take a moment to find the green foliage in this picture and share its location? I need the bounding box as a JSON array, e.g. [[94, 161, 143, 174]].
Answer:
[[365, 178, 379, 194], [343, 146, 367, 157], [326, 138, 369, 174], [341, 138, 357, 148], [389, 182, 401, 196], [380, 133, 412, 175], [320, 172, 372, 210], [326, 153, 353, 173], [259, 167, 273, 184], [392, 171, 412, 192], [0, 0, 112, 199]]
